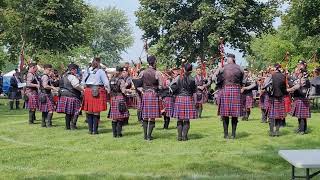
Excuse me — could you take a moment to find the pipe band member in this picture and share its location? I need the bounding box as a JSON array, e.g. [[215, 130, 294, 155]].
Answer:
[[108, 67, 132, 138], [57, 63, 84, 130], [138, 55, 163, 141], [38, 64, 56, 128], [217, 54, 244, 139], [287, 68, 311, 135], [25, 63, 40, 124], [172, 63, 197, 141], [9, 69, 23, 110], [82, 57, 110, 135], [241, 68, 257, 121], [265, 63, 287, 137]]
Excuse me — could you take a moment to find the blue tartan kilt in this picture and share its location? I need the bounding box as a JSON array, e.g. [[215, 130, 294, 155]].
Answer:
[[108, 95, 129, 120], [290, 98, 311, 119], [173, 96, 198, 120], [56, 96, 81, 115], [26, 91, 39, 110], [38, 93, 55, 112], [218, 85, 243, 117], [141, 91, 161, 119], [267, 97, 286, 119]]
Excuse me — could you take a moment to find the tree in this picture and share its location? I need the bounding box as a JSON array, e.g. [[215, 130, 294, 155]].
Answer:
[[136, 0, 279, 64], [87, 7, 134, 65], [247, 0, 320, 71], [1, 0, 91, 62]]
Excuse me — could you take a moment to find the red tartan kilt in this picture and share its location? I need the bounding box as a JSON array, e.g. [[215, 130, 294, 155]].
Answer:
[[126, 95, 138, 109], [242, 95, 254, 109], [56, 96, 81, 115], [27, 92, 39, 110], [267, 97, 286, 119], [53, 95, 59, 104], [108, 95, 129, 120], [218, 85, 243, 117], [284, 95, 292, 113], [38, 94, 55, 112], [290, 98, 311, 119], [82, 87, 107, 113], [173, 96, 197, 120], [141, 91, 161, 119], [162, 97, 174, 117]]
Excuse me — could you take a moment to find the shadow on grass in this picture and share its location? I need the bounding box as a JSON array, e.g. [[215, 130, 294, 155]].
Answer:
[[237, 132, 250, 139]]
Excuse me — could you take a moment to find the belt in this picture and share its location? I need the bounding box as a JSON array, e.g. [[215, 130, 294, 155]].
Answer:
[[86, 85, 104, 88]]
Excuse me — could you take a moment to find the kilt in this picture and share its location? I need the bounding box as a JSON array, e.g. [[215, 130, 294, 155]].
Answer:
[[173, 96, 197, 120], [267, 97, 286, 119], [53, 95, 59, 104], [218, 85, 243, 117], [38, 93, 55, 112], [259, 93, 269, 110], [108, 95, 129, 120], [242, 95, 254, 109], [284, 95, 292, 113], [290, 98, 311, 119], [56, 96, 81, 115], [126, 94, 138, 109], [162, 97, 174, 117], [173, 96, 198, 120], [26, 91, 39, 110], [193, 91, 206, 104], [136, 95, 142, 111], [82, 87, 107, 113], [9, 90, 22, 100], [141, 91, 161, 119]]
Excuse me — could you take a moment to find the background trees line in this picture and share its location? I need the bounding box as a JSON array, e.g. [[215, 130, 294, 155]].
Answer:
[[136, 0, 320, 71], [0, 0, 133, 71]]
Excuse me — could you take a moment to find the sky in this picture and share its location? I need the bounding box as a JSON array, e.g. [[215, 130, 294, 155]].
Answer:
[[86, 0, 284, 66]]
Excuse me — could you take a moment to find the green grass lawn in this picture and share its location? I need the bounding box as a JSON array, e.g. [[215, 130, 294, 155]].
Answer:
[[0, 99, 320, 180]]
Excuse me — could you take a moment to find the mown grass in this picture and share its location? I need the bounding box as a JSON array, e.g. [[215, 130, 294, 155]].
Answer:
[[0, 99, 319, 179]]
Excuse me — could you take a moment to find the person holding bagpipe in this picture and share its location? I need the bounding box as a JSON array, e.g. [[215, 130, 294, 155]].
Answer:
[[194, 66, 208, 118], [171, 63, 197, 141], [25, 63, 40, 124], [216, 54, 244, 139], [38, 64, 57, 128], [241, 68, 258, 121], [56, 63, 84, 130], [264, 63, 287, 137], [159, 70, 174, 129], [287, 65, 311, 135], [81, 58, 110, 135], [108, 67, 132, 138], [121, 66, 133, 125], [257, 70, 269, 123], [138, 56, 163, 141]]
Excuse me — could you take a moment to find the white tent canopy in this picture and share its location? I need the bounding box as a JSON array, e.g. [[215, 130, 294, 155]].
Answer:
[[3, 70, 15, 77]]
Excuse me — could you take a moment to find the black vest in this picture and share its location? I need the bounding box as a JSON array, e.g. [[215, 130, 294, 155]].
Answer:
[[59, 74, 81, 99]]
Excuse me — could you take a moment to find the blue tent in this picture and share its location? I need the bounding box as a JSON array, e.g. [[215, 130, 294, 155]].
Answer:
[[2, 70, 15, 95]]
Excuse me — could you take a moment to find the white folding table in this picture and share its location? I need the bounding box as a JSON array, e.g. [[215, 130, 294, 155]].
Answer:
[[279, 150, 320, 179]]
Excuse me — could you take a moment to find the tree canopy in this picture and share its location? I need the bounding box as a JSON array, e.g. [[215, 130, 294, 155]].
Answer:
[[136, 0, 279, 65], [247, 0, 320, 71], [0, 0, 134, 70]]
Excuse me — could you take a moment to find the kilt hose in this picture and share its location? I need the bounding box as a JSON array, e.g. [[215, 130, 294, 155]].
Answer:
[[162, 97, 174, 117], [242, 95, 254, 109], [26, 91, 39, 110], [141, 91, 161, 119], [259, 93, 269, 110], [108, 95, 129, 120], [290, 98, 311, 119], [82, 87, 107, 113], [218, 85, 243, 117], [173, 96, 198, 120], [267, 97, 286, 119], [38, 93, 55, 112], [56, 96, 81, 115]]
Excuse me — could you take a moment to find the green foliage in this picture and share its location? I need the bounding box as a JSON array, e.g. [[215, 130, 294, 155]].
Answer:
[[136, 0, 279, 63], [87, 7, 134, 65], [247, 0, 320, 71], [0, 1, 134, 68]]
